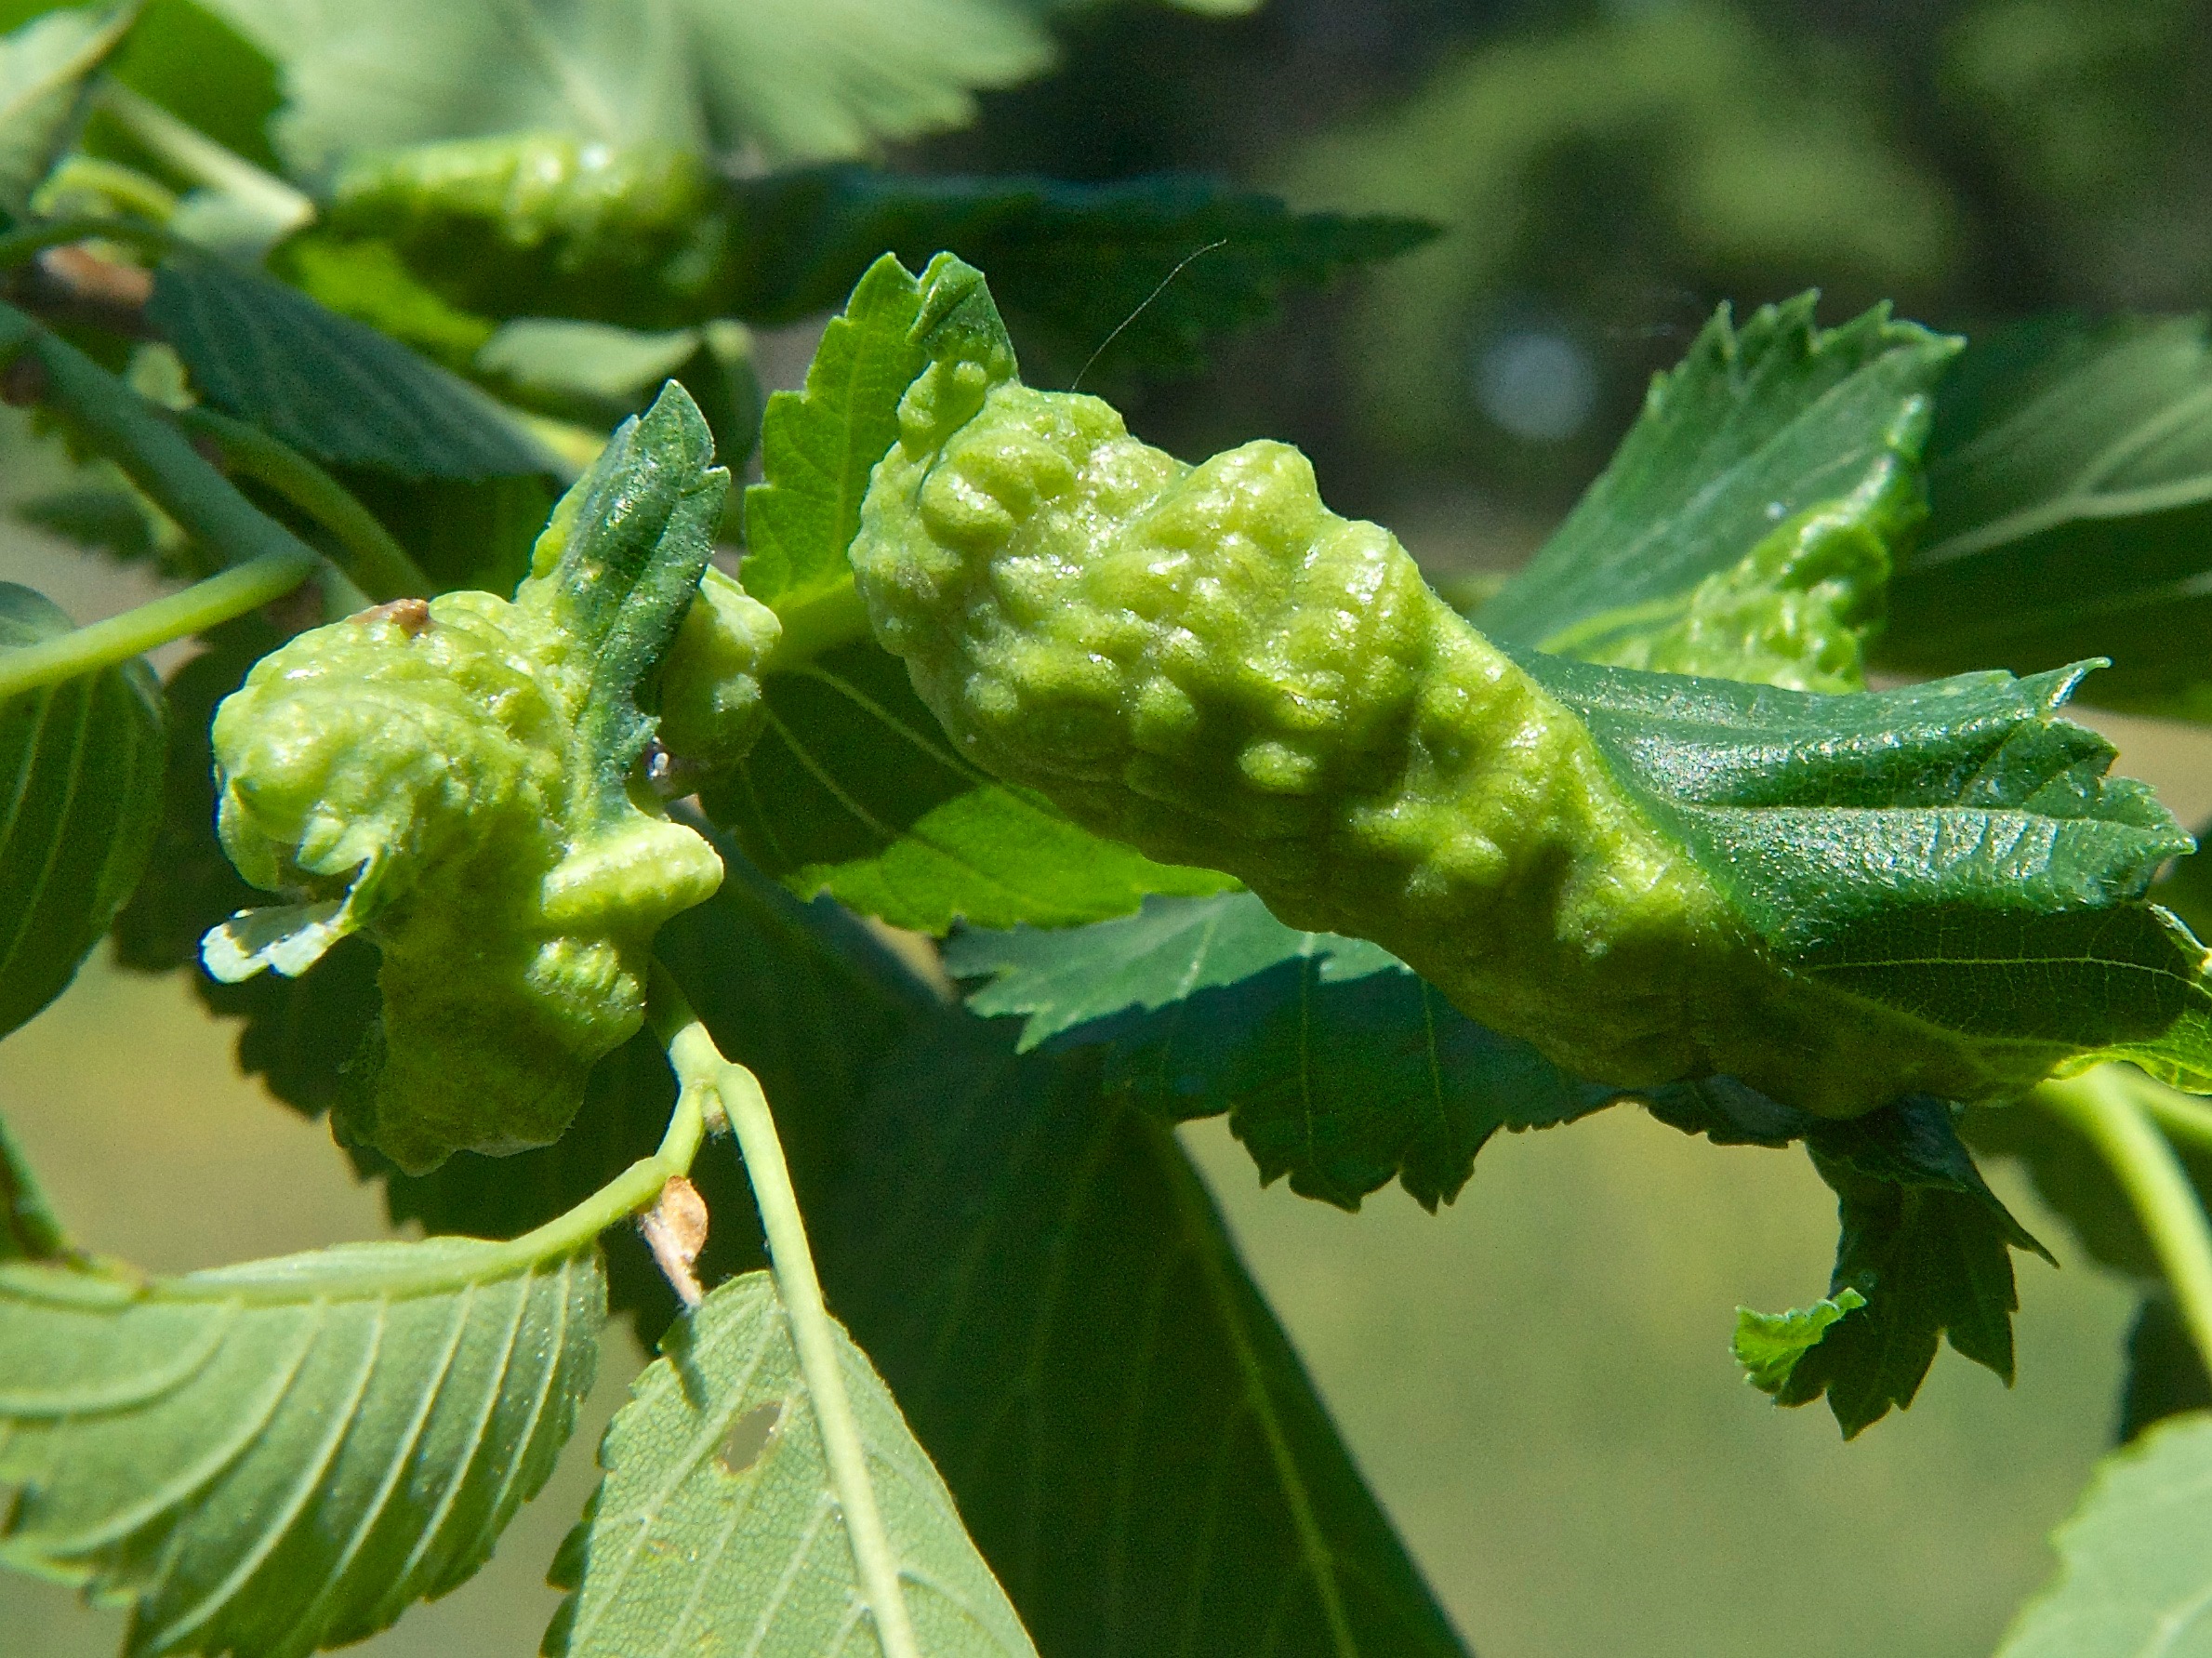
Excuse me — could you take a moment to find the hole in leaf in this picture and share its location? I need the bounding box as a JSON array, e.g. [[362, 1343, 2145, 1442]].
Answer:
[[717, 1401, 784, 1475]]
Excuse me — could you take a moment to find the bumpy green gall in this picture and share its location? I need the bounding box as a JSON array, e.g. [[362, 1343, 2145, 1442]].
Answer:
[[850, 339, 2079, 1113], [208, 590, 722, 1172], [657, 566, 781, 772]]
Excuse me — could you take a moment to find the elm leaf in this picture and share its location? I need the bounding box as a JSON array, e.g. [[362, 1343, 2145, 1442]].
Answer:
[[0, 582, 164, 1041], [147, 258, 553, 480], [0, 1235, 604, 1657], [546, 1270, 1033, 1657]]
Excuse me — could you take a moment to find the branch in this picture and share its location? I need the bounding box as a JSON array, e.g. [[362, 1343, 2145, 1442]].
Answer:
[[2033, 1066, 2212, 1379]]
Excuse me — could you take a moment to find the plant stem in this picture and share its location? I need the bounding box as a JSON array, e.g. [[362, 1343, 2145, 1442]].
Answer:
[[2135, 1080, 2212, 1159], [2034, 1067, 2212, 1378], [647, 966, 922, 1658], [183, 406, 431, 599], [1, 299, 325, 577], [92, 83, 313, 245], [0, 213, 174, 270], [0, 550, 312, 701]]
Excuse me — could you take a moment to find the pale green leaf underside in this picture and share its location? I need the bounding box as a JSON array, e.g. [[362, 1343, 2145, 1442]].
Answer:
[[0, 582, 164, 1041], [0, 1239, 603, 1658], [201, 0, 1062, 177], [1886, 313, 2212, 719], [550, 1269, 1033, 1658], [1998, 1409, 2212, 1656]]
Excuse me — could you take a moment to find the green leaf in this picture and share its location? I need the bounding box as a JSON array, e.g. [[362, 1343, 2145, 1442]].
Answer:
[[101, 0, 283, 176], [523, 382, 728, 817], [0, 2, 135, 219], [0, 581, 164, 1041], [1732, 1287, 1866, 1395], [200, 0, 1061, 177], [949, 891, 1609, 1210], [2117, 1294, 2211, 1446], [1882, 313, 2212, 717], [1478, 295, 1958, 691], [700, 639, 1232, 933], [0, 1233, 604, 1656], [145, 257, 554, 479], [1509, 647, 2212, 1096], [950, 887, 1391, 1046], [722, 167, 1439, 379], [0, 1109, 65, 1263], [474, 318, 706, 427], [1996, 1411, 2212, 1656], [741, 251, 923, 615], [546, 1269, 1034, 1658], [817, 1021, 1469, 1658]]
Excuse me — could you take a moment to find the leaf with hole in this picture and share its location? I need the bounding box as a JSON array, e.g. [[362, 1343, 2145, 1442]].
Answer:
[[545, 1268, 1034, 1658]]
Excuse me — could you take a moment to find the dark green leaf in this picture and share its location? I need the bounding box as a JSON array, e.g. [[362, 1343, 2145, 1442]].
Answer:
[[145, 257, 554, 479], [1479, 295, 1956, 690], [2117, 1294, 2212, 1446], [701, 639, 1232, 933], [816, 1020, 1469, 1658], [1511, 646, 2212, 1094], [0, 1109, 65, 1263], [0, 1235, 604, 1657], [546, 1270, 1035, 1658], [1996, 1412, 2212, 1656], [322, 152, 1435, 377], [0, 2, 133, 218], [722, 166, 1439, 379], [0, 581, 164, 1040], [1883, 313, 2212, 717], [528, 382, 727, 819], [947, 887, 1389, 1048], [335, 468, 554, 598], [1772, 1099, 2049, 1438], [949, 891, 1608, 1210]]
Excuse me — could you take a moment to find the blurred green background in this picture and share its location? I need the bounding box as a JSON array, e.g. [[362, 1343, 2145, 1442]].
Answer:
[[8, 0, 2212, 1652]]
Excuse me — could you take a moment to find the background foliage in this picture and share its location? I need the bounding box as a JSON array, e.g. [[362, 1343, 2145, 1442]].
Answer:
[[8, 1, 2212, 1656]]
